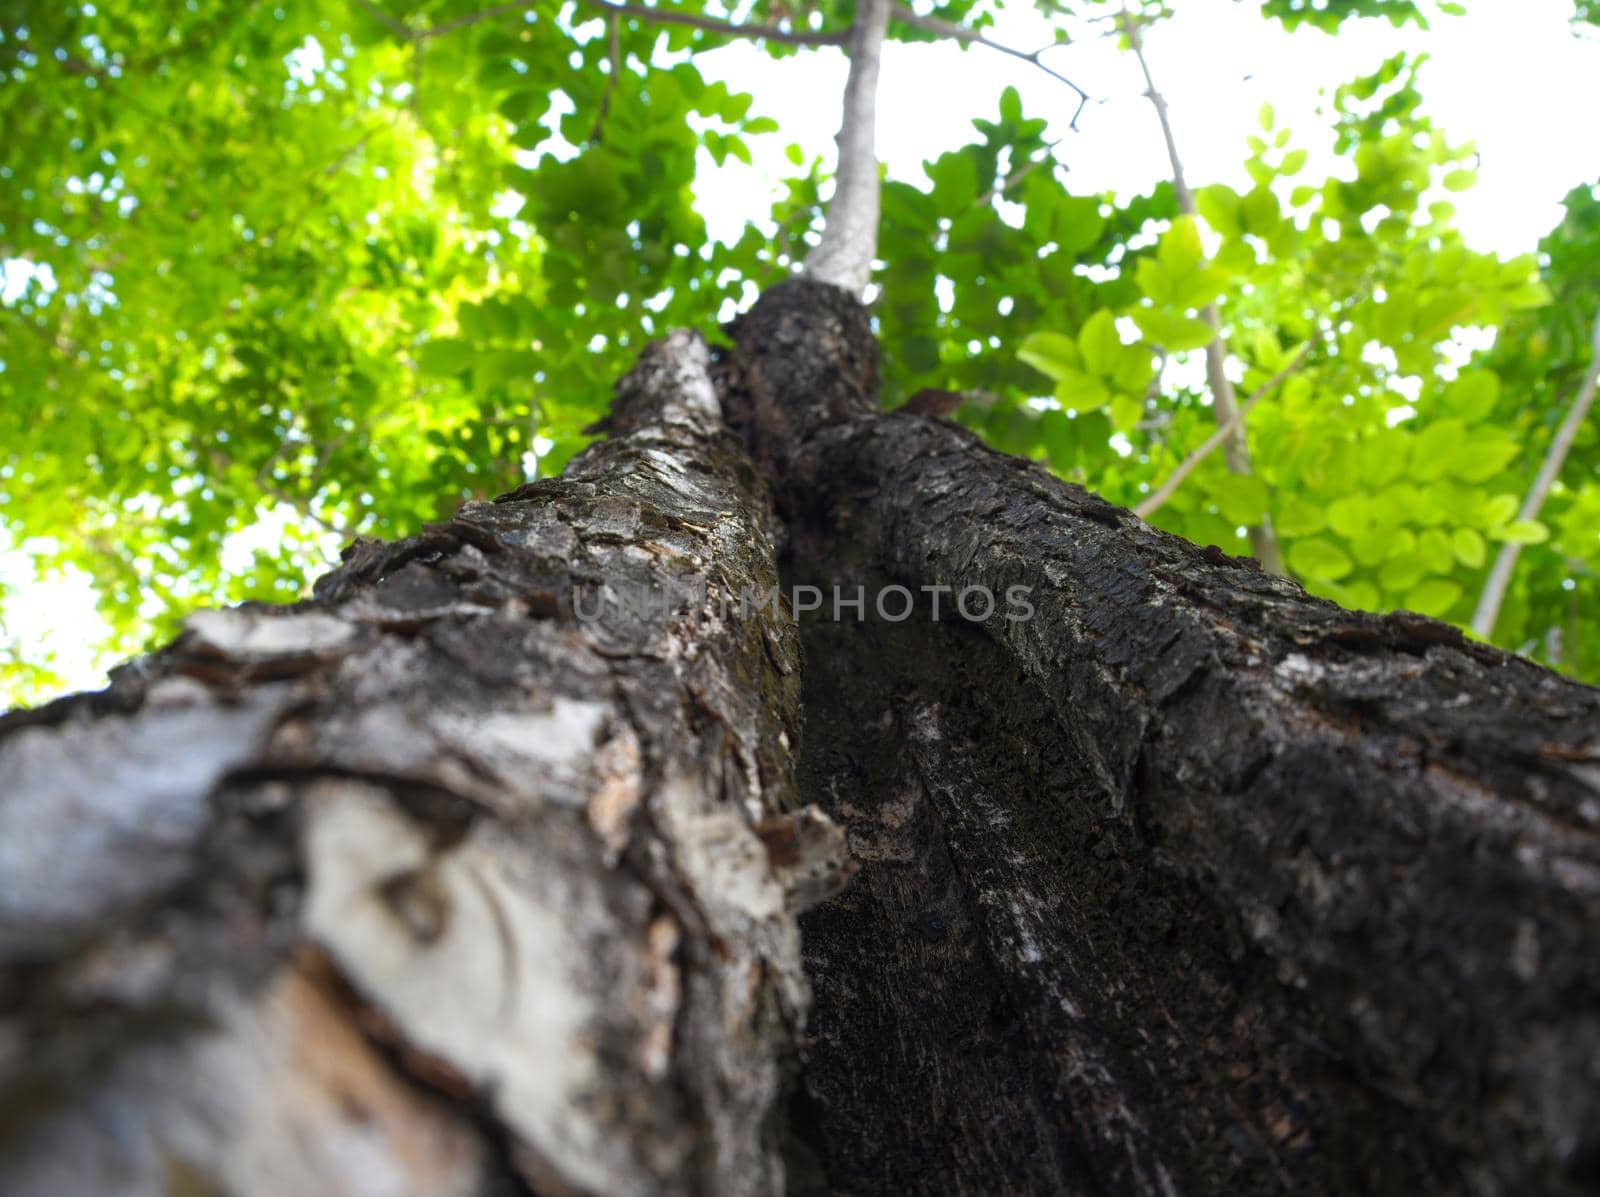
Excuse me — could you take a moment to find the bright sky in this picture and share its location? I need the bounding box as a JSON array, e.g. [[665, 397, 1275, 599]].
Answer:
[[5, 0, 1598, 703], [693, 0, 1600, 259]]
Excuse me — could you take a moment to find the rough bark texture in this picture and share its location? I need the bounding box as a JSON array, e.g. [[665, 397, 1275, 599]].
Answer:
[[718, 279, 1600, 1197], [5, 280, 1600, 1197], [0, 330, 849, 1197]]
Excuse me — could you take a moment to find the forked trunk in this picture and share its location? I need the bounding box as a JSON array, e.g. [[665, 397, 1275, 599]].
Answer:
[[3, 284, 1598, 1196]]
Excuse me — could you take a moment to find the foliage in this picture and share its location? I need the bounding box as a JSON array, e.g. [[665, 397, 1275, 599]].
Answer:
[[1258, 0, 1432, 33], [1, 0, 1597, 703]]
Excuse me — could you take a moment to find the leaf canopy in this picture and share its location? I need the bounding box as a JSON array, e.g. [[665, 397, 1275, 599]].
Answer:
[[2, 0, 1598, 701]]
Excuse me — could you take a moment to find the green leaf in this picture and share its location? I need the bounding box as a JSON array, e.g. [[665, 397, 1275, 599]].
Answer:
[[1052, 196, 1106, 254], [1171, 267, 1229, 311], [1327, 495, 1372, 538], [1135, 257, 1174, 306], [1040, 410, 1075, 470], [1277, 496, 1326, 536], [1418, 528, 1455, 574], [1498, 519, 1549, 545], [1130, 308, 1214, 352], [1212, 473, 1269, 524], [1449, 438, 1518, 483], [1502, 280, 1553, 310], [1446, 370, 1501, 422], [998, 85, 1022, 125], [1078, 310, 1122, 378], [476, 348, 539, 387], [1158, 216, 1205, 278], [927, 152, 980, 209], [1381, 555, 1426, 593], [902, 336, 941, 373], [1053, 371, 1112, 413], [418, 338, 476, 376], [1241, 188, 1282, 236], [1110, 393, 1144, 433], [1288, 537, 1355, 581], [1405, 578, 1463, 617], [1480, 494, 1520, 528], [1195, 185, 1242, 237], [1410, 420, 1466, 481], [1017, 331, 1081, 381], [1452, 527, 1486, 568]]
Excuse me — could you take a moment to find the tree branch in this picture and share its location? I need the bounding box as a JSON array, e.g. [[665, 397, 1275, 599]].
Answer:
[[350, 0, 412, 39], [590, 10, 625, 143], [891, 4, 1089, 129], [973, 136, 1065, 210], [1471, 309, 1600, 640], [211, 448, 349, 537], [423, 1, 527, 39], [804, 0, 892, 294], [1119, 6, 1284, 574], [1134, 344, 1309, 521], [578, 0, 848, 47]]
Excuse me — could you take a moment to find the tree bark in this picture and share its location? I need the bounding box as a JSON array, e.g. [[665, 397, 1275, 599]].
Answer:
[[0, 330, 849, 1197], [4, 283, 1599, 1197], [721, 280, 1600, 1196]]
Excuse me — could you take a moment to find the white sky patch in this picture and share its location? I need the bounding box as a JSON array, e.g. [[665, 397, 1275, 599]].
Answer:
[[0, 540, 115, 694], [1, 258, 57, 305], [285, 35, 326, 87], [694, 0, 1600, 258]]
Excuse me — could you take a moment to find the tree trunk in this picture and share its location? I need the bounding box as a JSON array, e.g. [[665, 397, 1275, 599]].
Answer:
[[0, 330, 848, 1197], [4, 284, 1599, 1196]]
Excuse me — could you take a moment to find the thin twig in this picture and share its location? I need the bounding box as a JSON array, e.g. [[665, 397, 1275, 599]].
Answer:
[[973, 137, 1065, 209], [1119, 6, 1283, 573], [590, 11, 624, 143], [1134, 345, 1310, 520], [424, 1, 527, 39], [1471, 310, 1600, 639], [211, 449, 347, 536], [579, 0, 847, 46], [351, 0, 412, 39], [891, 4, 1089, 129]]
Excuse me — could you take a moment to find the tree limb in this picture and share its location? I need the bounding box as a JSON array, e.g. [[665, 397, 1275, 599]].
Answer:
[[891, 3, 1089, 128], [804, 0, 892, 294], [423, 0, 527, 39], [1471, 309, 1600, 639], [350, 0, 412, 39], [589, 10, 625, 143], [1134, 344, 1309, 520], [973, 136, 1066, 210], [1119, 6, 1284, 574], [578, 0, 848, 47]]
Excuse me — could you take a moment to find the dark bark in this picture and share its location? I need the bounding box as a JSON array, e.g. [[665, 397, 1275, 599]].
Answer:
[[4, 281, 1598, 1197], [720, 279, 1600, 1196], [0, 331, 849, 1197]]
